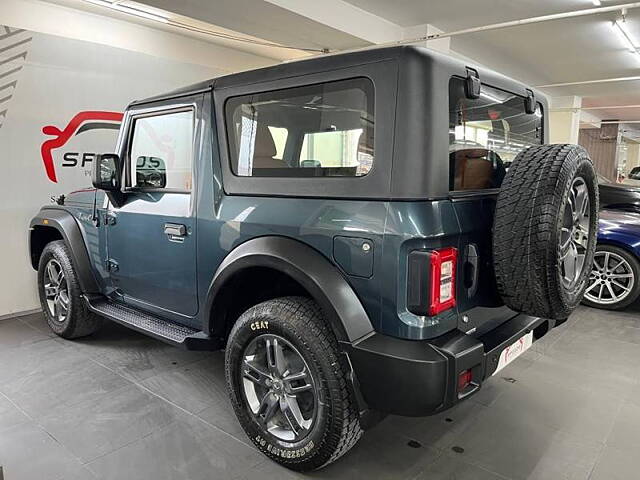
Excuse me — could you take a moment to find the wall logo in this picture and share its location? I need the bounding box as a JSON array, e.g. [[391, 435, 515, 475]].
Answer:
[[41, 111, 123, 182]]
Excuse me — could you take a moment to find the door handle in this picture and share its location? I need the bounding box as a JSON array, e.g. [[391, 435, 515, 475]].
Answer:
[[464, 244, 479, 297], [164, 223, 187, 237]]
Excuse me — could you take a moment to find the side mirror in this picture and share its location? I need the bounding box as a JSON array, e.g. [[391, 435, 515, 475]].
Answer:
[[92, 153, 121, 191], [135, 156, 167, 188]]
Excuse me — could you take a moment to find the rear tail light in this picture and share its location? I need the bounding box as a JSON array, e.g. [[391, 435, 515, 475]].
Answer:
[[429, 247, 457, 316], [458, 369, 473, 392], [407, 247, 458, 316]]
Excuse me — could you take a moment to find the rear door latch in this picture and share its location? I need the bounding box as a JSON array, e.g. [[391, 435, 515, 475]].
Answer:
[[106, 259, 119, 272]]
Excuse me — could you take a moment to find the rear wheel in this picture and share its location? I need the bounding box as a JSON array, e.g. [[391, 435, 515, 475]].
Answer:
[[582, 245, 640, 310], [225, 297, 362, 471], [37, 240, 102, 338]]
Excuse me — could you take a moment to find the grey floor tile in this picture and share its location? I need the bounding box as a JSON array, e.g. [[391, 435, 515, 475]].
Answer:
[[0, 317, 51, 349], [373, 398, 488, 451], [490, 374, 622, 442], [37, 384, 186, 463], [0, 394, 30, 433], [412, 452, 509, 480], [0, 338, 84, 384], [18, 311, 57, 337], [311, 428, 441, 480], [0, 421, 87, 480], [196, 395, 246, 440], [544, 331, 640, 382], [67, 323, 212, 381], [232, 459, 307, 480], [447, 406, 602, 480], [589, 444, 638, 480], [604, 400, 640, 455], [139, 353, 227, 414], [86, 414, 264, 480], [1, 354, 130, 419], [570, 307, 640, 345], [519, 352, 637, 399]]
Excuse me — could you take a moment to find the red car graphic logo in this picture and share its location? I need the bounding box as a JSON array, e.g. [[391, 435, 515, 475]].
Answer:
[[41, 111, 123, 183]]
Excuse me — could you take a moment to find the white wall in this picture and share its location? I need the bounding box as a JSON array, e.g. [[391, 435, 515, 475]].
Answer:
[[0, 2, 278, 316]]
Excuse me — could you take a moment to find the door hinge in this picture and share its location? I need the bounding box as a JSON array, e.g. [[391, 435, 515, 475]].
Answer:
[[106, 259, 119, 272]]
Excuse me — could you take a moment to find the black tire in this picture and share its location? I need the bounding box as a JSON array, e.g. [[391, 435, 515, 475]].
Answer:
[[582, 244, 640, 310], [493, 144, 598, 319], [37, 240, 102, 338], [225, 296, 362, 471]]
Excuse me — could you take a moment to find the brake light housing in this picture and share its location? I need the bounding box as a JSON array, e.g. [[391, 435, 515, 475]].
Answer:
[[428, 247, 457, 316], [407, 247, 458, 317]]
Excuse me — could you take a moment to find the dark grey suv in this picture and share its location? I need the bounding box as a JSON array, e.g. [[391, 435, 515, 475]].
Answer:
[[29, 46, 598, 470]]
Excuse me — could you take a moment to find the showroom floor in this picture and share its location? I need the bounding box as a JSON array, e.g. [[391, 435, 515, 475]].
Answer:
[[1, 304, 639, 480]]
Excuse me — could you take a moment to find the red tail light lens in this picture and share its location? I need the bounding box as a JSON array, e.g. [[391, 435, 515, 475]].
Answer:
[[458, 369, 473, 392], [428, 247, 458, 316]]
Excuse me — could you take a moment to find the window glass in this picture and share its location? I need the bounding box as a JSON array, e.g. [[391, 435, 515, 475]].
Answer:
[[129, 110, 194, 190], [449, 77, 543, 191], [226, 78, 374, 177]]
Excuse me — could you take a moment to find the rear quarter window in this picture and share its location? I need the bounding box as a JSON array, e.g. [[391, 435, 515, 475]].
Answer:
[[225, 78, 374, 178], [449, 77, 543, 192]]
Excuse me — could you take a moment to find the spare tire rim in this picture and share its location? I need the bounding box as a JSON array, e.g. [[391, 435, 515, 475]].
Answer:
[[43, 259, 69, 323], [559, 176, 591, 289], [240, 334, 317, 442], [584, 251, 635, 305]]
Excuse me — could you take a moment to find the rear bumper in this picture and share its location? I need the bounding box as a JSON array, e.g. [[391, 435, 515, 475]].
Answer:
[[346, 314, 556, 417]]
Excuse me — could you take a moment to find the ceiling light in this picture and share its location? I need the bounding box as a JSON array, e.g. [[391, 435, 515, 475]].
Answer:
[[593, 0, 601, 6], [613, 16, 639, 55], [82, 0, 169, 23]]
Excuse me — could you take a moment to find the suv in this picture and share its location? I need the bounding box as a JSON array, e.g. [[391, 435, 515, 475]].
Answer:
[[29, 46, 598, 471]]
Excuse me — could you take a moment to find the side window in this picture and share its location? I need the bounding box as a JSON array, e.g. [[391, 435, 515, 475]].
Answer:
[[225, 78, 374, 177], [129, 110, 194, 191]]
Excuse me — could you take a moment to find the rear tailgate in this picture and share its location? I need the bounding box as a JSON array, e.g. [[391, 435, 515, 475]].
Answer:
[[452, 194, 517, 336]]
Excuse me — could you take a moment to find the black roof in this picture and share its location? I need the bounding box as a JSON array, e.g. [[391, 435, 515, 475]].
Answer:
[[131, 46, 543, 107]]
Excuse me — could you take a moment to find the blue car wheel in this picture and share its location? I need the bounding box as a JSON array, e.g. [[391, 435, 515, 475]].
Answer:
[[582, 244, 640, 310]]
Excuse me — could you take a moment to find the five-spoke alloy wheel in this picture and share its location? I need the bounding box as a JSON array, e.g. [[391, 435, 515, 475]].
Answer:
[[43, 258, 70, 323], [37, 240, 102, 338], [225, 297, 363, 471], [559, 177, 592, 289], [241, 334, 317, 442]]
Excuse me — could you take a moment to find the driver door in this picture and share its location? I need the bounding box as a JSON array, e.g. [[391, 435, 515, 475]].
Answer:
[[106, 99, 201, 321]]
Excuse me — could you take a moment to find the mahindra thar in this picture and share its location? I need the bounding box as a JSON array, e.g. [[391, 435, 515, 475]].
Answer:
[[29, 46, 598, 471]]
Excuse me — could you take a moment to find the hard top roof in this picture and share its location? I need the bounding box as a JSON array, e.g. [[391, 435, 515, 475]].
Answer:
[[130, 45, 541, 107]]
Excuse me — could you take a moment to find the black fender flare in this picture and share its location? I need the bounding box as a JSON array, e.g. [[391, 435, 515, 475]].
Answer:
[[204, 236, 374, 343], [29, 207, 100, 293]]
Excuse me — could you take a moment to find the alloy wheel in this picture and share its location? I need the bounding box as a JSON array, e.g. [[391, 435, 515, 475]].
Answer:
[[43, 258, 69, 323], [559, 176, 591, 289], [240, 334, 317, 442], [584, 251, 635, 305]]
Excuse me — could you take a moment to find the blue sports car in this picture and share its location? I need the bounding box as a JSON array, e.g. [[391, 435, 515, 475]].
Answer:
[[582, 209, 640, 310]]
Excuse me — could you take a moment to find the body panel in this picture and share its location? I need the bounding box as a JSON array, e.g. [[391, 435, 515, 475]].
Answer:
[[598, 209, 640, 258]]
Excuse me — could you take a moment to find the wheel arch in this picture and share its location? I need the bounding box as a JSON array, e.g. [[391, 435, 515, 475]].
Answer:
[[596, 236, 640, 261], [204, 236, 374, 345], [29, 207, 100, 293]]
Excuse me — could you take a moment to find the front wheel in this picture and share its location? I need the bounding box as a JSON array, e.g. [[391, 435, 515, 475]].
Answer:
[[37, 240, 102, 338], [225, 297, 363, 471], [582, 245, 640, 310]]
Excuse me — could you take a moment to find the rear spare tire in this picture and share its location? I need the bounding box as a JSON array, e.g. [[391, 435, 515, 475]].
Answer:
[[493, 144, 598, 319]]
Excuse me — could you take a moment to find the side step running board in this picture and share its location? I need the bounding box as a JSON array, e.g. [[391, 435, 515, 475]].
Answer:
[[83, 295, 222, 351]]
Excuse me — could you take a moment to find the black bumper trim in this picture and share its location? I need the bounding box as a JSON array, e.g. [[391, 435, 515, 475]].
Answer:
[[346, 313, 554, 417]]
